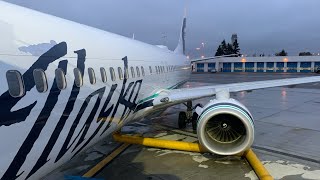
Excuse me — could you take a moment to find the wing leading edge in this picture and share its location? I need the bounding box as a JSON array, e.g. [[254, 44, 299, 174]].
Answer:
[[152, 76, 320, 108]]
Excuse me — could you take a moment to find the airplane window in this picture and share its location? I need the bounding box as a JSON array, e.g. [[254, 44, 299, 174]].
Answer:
[[6, 70, 24, 97], [33, 69, 48, 93], [130, 67, 135, 78], [157, 66, 160, 73], [118, 67, 124, 80], [141, 66, 145, 76], [166, 66, 168, 72], [88, 68, 96, 84], [55, 68, 67, 90], [155, 66, 158, 74], [136, 66, 140, 77], [149, 66, 152, 74], [110, 67, 116, 81], [100, 67, 107, 83], [73, 68, 83, 87]]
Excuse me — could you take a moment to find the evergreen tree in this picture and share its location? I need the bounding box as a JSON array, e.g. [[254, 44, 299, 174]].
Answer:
[[232, 39, 240, 55], [215, 38, 241, 56], [275, 49, 288, 56], [215, 45, 224, 56], [226, 43, 234, 55], [299, 52, 312, 56], [221, 40, 227, 55]]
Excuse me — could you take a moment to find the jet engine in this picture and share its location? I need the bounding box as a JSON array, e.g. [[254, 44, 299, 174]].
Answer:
[[196, 98, 254, 155]]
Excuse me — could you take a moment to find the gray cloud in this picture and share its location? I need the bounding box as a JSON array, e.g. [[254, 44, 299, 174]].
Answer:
[[5, 0, 320, 57]]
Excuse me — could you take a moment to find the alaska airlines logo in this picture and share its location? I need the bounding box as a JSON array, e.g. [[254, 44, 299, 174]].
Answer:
[[0, 42, 151, 179]]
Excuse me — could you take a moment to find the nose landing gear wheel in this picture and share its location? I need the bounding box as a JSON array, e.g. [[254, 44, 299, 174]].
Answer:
[[178, 112, 187, 128]]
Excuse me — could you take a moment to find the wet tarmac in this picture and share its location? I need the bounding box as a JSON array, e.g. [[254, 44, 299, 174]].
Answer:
[[45, 72, 320, 180]]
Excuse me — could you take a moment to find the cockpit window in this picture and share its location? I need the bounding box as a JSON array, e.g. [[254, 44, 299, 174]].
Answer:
[[118, 67, 124, 80], [131, 67, 135, 78], [74, 68, 83, 87], [110, 67, 116, 81], [88, 68, 96, 84], [136, 66, 140, 77], [33, 69, 48, 93], [55, 68, 67, 90], [100, 67, 107, 83], [141, 66, 145, 76], [6, 70, 24, 97]]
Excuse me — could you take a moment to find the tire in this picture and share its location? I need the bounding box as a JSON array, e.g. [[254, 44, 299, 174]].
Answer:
[[178, 112, 187, 129], [192, 112, 198, 131]]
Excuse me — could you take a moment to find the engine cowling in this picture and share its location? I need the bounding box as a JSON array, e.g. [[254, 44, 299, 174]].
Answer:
[[196, 98, 254, 155]]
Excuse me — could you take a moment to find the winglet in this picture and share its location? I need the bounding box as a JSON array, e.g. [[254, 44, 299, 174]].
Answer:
[[174, 13, 186, 55]]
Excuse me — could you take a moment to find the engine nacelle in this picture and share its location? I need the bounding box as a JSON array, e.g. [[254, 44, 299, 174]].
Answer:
[[196, 98, 254, 155]]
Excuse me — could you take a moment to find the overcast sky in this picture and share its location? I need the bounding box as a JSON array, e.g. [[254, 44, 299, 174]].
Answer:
[[5, 0, 320, 57]]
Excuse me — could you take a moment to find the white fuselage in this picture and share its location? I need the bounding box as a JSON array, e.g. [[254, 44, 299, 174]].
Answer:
[[0, 2, 190, 179]]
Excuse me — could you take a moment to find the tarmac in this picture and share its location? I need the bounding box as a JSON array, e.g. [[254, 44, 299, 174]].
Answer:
[[45, 72, 320, 180]]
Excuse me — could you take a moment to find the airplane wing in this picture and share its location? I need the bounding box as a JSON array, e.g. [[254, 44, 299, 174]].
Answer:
[[190, 54, 239, 63], [152, 76, 320, 108]]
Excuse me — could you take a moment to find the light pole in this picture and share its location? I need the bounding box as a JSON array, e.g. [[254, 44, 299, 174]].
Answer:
[[201, 42, 205, 58]]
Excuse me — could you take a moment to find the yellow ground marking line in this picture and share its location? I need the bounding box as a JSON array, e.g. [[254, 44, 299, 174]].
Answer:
[[243, 149, 273, 180], [83, 143, 130, 178], [113, 133, 273, 180], [113, 133, 206, 152]]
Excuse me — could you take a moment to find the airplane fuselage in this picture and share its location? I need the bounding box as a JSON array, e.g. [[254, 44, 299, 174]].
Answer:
[[0, 2, 190, 179]]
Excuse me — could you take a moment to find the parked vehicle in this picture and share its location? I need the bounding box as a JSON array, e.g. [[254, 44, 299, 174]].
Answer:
[[210, 69, 217, 73]]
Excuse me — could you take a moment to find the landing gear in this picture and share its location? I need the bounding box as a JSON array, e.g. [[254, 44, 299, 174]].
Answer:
[[178, 112, 187, 128], [178, 101, 202, 130], [192, 112, 198, 131]]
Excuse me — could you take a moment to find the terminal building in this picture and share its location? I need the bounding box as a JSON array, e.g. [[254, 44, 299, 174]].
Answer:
[[194, 56, 320, 73]]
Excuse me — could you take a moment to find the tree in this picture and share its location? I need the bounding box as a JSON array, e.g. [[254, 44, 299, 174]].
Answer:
[[275, 49, 288, 56], [225, 43, 233, 55], [232, 39, 240, 55], [215, 45, 224, 56], [221, 40, 227, 55], [215, 38, 241, 56], [299, 52, 312, 56]]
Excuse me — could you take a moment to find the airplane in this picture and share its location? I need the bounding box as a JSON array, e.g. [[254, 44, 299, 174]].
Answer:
[[1, 1, 320, 179]]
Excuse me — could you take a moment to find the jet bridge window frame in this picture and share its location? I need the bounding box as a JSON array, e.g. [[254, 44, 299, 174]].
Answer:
[[88, 68, 96, 85], [73, 68, 83, 87], [6, 70, 25, 97], [100, 67, 107, 83], [33, 69, 48, 93], [55, 68, 67, 90]]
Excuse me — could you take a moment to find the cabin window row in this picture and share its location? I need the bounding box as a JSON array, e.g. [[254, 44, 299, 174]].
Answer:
[[6, 65, 176, 97]]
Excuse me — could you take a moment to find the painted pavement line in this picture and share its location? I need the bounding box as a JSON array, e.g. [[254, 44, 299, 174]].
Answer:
[[83, 143, 130, 178]]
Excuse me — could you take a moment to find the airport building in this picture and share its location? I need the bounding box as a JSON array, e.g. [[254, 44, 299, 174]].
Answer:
[[194, 56, 320, 73]]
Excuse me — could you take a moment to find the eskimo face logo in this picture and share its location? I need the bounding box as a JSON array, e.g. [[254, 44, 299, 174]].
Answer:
[[0, 42, 150, 179]]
